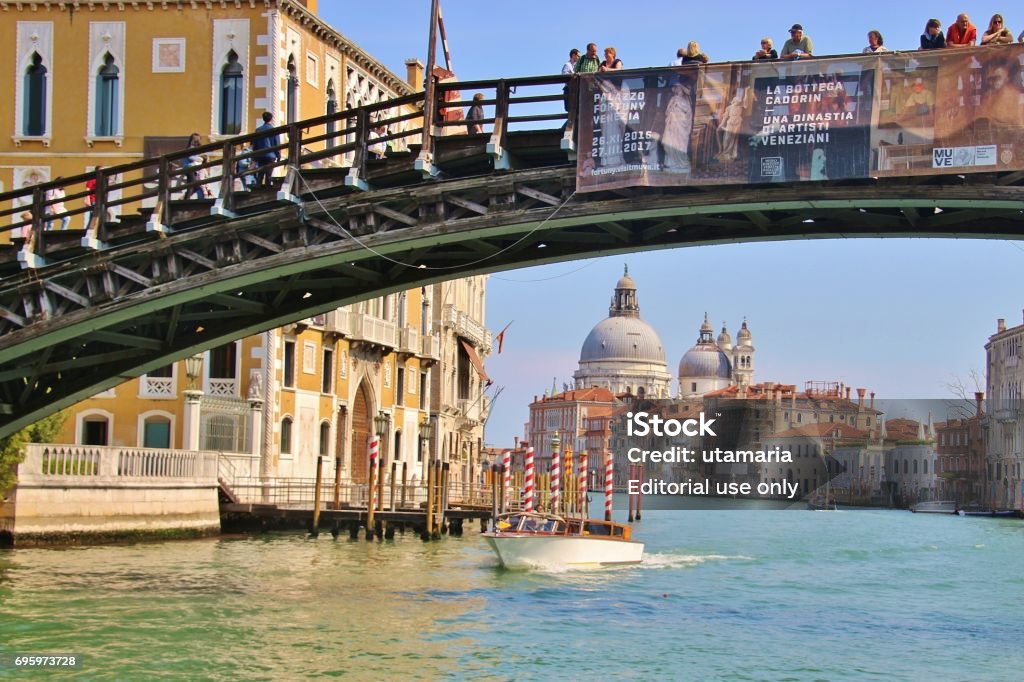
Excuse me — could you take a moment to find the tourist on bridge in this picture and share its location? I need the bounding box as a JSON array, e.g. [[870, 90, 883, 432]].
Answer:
[[752, 38, 778, 61], [680, 41, 709, 65], [599, 47, 623, 71], [863, 30, 888, 53], [466, 94, 485, 134], [920, 19, 946, 49], [573, 43, 601, 73], [368, 125, 388, 159], [253, 112, 280, 188], [981, 14, 1014, 45], [946, 14, 977, 47], [46, 180, 69, 231], [561, 48, 580, 75], [781, 24, 814, 60], [183, 132, 211, 200]]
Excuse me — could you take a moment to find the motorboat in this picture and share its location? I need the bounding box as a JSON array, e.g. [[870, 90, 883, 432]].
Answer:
[[482, 512, 644, 569], [909, 501, 959, 514]]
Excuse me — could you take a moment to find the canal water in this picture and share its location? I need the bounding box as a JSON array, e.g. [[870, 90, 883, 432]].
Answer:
[[2, 506, 1024, 680]]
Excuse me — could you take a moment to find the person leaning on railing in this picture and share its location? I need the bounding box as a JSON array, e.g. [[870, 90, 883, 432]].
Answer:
[[920, 19, 946, 49], [573, 43, 601, 73], [980, 14, 1014, 45]]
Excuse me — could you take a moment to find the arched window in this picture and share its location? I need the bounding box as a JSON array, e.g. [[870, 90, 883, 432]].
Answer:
[[281, 417, 293, 455], [24, 52, 47, 136], [142, 415, 171, 448], [95, 53, 120, 136], [220, 50, 244, 135], [393, 430, 403, 464], [319, 421, 330, 456], [79, 413, 112, 446], [326, 78, 338, 142], [286, 54, 298, 124]]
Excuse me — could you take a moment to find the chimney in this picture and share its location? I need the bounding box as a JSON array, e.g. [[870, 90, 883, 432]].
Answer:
[[857, 388, 866, 408], [845, 386, 851, 401], [975, 391, 984, 417], [870, 392, 875, 410], [997, 318, 1006, 333], [514, 436, 519, 449], [405, 58, 425, 91]]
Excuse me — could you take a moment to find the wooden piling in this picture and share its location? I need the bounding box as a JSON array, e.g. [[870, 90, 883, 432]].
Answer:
[[390, 461, 397, 511], [490, 465, 499, 530], [310, 455, 324, 537], [333, 456, 342, 510], [628, 464, 635, 522], [424, 460, 435, 541], [401, 461, 408, 510]]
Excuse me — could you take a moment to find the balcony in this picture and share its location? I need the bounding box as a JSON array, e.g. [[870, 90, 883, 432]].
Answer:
[[442, 304, 493, 353], [140, 375, 175, 398], [420, 332, 440, 361], [993, 407, 1020, 423], [323, 309, 352, 336], [206, 377, 238, 397], [348, 312, 397, 349], [398, 326, 419, 355], [457, 394, 491, 424]]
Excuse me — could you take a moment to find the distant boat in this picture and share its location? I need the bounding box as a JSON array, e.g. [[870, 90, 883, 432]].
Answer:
[[961, 510, 1022, 519], [807, 499, 838, 511], [909, 501, 959, 514], [483, 512, 644, 569]]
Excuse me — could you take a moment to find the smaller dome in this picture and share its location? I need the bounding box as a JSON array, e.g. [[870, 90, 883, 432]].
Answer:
[[737, 319, 752, 343], [717, 325, 732, 348], [616, 264, 636, 290], [678, 345, 732, 380]]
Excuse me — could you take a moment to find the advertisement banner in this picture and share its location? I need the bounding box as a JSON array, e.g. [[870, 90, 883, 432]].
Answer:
[[575, 44, 1024, 192]]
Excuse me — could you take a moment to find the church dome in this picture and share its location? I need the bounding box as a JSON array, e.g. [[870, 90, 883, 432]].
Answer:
[[737, 319, 753, 344], [717, 325, 733, 350], [678, 313, 732, 379], [580, 316, 667, 364], [616, 271, 637, 291], [678, 344, 732, 379]]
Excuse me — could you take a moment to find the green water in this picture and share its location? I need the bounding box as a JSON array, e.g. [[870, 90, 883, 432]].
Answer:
[[2, 507, 1023, 680]]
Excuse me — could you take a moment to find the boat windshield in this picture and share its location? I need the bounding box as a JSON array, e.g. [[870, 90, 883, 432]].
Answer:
[[518, 516, 564, 533]]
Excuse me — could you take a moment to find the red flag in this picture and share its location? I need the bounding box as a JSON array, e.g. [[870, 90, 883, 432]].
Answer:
[[495, 321, 513, 354]]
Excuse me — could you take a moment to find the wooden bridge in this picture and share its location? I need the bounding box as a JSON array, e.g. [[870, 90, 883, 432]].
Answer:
[[1, 62, 1023, 437]]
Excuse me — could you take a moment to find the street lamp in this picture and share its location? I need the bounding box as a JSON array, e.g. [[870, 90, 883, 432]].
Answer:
[[184, 352, 204, 391], [551, 431, 561, 457], [374, 410, 389, 437]]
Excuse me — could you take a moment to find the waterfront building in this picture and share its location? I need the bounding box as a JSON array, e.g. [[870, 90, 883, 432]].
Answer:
[[574, 267, 672, 398], [985, 315, 1024, 509], [1, 2, 492, 487], [935, 392, 986, 504], [762, 422, 869, 499], [525, 386, 616, 475], [0, 0, 420, 200]]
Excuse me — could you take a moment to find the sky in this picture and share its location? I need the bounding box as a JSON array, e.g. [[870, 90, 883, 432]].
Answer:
[[323, 1, 1024, 446]]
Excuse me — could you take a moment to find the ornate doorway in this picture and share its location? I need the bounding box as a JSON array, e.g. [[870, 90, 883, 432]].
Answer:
[[350, 380, 372, 483]]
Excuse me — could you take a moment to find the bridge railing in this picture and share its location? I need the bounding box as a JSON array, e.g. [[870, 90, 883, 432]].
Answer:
[[0, 71, 577, 272]]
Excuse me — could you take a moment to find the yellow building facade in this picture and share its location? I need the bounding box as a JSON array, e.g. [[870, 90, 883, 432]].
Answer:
[[1, 1, 492, 486]]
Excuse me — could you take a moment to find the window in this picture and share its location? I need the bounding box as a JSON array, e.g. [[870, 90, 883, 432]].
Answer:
[[420, 372, 428, 409], [281, 417, 293, 454], [283, 340, 296, 388], [94, 53, 120, 136], [209, 343, 237, 379], [397, 367, 405, 403], [691, 382, 697, 393], [83, 417, 109, 445], [143, 416, 171, 448], [220, 50, 244, 135], [319, 421, 330, 456], [322, 348, 333, 394], [24, 53, 47, 136], [286, 54, 298, 123]]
